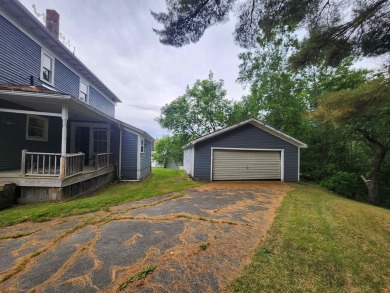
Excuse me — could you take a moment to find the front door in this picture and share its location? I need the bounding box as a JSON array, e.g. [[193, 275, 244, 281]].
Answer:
[[75, 127, 89, 164]]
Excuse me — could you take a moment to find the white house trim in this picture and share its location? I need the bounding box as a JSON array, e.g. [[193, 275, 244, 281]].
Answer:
[[70, 122, 110, 161], [191, 145, 195, 177], [119, 126, 122, 179], [61, 105, 68, 154], [0, 108, 62, 117], [298, 147, 301, 182], [137, 135, 142, 180], [79, 79, 89, 104], [210, 147, 285, 182], [40, 49, 55, 86]]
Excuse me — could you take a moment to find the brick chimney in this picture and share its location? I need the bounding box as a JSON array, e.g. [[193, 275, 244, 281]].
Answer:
[[46, 9, 59, 39]]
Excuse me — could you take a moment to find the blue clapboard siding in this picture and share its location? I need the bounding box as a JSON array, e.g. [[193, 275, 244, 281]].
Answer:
[[54, 59, 79, 97], [140, 139, 152, 179], [0, 15, 115, 117], [0, 15, 41, 86], [89, 86, 115, 117], [193, 124, 299, 181], [0, 100, 62, 171], [120, 130, 138, 180]]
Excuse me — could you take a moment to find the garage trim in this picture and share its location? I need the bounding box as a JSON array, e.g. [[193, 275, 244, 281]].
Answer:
[[210, 147, 284, 181]]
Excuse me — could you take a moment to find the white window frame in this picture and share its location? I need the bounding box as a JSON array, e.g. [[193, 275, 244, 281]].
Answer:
[[140, 138, 145, 154], [40, 49, 55, 85], [70, 122, 111, 162], [79, 79, 89, 103], [92, 128, 109, 154], [26, 115, 48, 141]]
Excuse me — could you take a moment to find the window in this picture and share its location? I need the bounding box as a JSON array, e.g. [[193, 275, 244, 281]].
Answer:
[[26, 115, 48, 141], [93, 129, 108, 153], [79, 80, 88, 102], [140, 138, 145, 153], [41, 50, 54, 85]]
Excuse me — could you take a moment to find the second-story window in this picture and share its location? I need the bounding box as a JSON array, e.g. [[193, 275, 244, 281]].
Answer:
[[79, 80, 88, 102], [41, 50, 54, 85]]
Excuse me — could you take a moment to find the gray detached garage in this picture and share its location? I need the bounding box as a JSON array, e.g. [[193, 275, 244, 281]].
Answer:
[[183, 118, 307, 182]]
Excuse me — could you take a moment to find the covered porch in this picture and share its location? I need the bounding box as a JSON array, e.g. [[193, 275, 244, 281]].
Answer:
[[0, 86, 120, 202]]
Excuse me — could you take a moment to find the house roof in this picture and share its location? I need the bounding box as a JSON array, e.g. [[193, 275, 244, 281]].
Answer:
[[0, 0, 121, 103], [183, 118, 308, 149], [0, 85, 154, 142]]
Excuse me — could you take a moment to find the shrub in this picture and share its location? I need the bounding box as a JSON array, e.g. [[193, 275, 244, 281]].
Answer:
[[320, 171, 364, 198]]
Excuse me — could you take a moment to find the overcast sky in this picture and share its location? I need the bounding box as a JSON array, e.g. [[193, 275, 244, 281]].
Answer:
[[19, 1, 383, 139], [19, 0, 248, 138]]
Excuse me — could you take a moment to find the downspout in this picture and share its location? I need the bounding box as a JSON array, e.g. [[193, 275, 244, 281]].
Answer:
[[298, 147, 301, 182], [118, 124, 122, 180], [137, 135, 141, 180]]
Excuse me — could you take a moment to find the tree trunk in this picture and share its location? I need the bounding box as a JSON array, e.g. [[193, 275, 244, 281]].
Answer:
[[367, 173, 380, 205], [367, 148, 388, 205]]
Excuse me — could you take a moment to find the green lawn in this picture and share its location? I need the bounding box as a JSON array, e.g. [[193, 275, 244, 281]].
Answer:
[[229, 183, 390, 292], [0, 168, 203, 227]]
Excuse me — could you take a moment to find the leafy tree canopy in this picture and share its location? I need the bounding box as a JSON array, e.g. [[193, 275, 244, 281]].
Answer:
[[156, 71, 234, 137], [310, 78, 390, 204], [152, 0, 390, 68], [152, 135, 187, 168], [237, 30, 308, 135]]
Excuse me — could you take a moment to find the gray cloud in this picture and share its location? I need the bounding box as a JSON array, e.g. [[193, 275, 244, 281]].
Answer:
[[20, 0, 249, 138]]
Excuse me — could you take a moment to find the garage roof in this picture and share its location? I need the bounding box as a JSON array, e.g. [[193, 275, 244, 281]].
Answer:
[[183, 118, 308, 149]]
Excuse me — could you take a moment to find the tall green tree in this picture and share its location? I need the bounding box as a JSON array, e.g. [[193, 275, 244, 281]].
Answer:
[[152, 135, 187, 168], [311, 78, 390, 204], [237, 30, 308, 136], [157, 71, 233, 137], [152, 0, 389, 68], [300, 61, 371, 182]]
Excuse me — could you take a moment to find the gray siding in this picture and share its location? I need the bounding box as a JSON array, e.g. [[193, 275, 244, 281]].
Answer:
[[89, 87, 115, 117], [140, 139, 152, 179], [120, 130, 137, 180], [0, 100, 62, 171], [193, 124, 299, 181], [0, 15, 41, 86], [54, 59, 79, 97]]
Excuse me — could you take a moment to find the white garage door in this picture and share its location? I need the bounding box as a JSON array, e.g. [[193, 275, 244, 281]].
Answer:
[[212, 149, 281, 181]]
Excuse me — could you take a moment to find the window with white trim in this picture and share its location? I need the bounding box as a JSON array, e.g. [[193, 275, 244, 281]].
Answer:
[[26, 115, 48, 141], [41, 50, 54, 85], [93, 129, 108, 153], [140, 138, 145, 153], [79, 80, 88, 103]]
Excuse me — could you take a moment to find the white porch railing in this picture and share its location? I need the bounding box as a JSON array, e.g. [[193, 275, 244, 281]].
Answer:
[[21, 150, 84, 179], [95, 153, 114, 170]]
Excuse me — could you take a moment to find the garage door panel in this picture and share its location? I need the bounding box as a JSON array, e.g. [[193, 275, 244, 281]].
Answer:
[[212, 150, 281, 180]]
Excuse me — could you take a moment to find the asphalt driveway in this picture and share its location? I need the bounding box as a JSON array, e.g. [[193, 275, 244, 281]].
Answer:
[[0, 181, 291, 292]]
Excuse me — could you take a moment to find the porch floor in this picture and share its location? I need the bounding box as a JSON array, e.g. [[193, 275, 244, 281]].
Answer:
[[0, 165, 116, 188], [0, 166, 97, 179]]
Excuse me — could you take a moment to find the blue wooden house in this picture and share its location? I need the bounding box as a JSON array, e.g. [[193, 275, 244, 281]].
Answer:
[[0, 1, 154, 203]]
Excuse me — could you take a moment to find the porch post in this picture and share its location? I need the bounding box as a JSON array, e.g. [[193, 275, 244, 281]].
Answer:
[[61, 105, 68, 155]]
